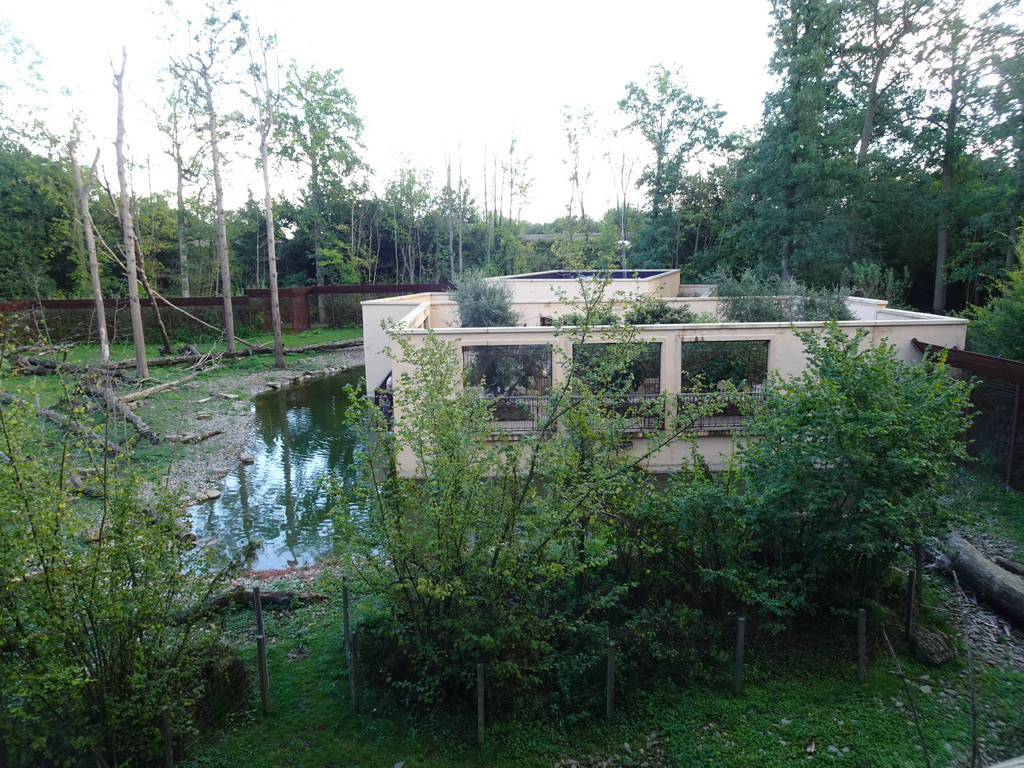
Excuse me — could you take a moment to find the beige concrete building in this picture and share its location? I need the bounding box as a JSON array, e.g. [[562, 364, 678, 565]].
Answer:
[[362, 270, 968, 476]]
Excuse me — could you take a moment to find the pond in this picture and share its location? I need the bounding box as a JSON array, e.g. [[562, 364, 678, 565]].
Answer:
[[190, 367, 365, 570]]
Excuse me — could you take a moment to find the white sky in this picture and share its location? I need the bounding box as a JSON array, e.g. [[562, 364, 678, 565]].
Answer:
[[2, 0, 777, 223]]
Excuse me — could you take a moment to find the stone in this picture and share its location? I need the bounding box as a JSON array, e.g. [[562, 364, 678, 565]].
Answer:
[[204, 489, 222, 500], [911, 626, 958, 667], [268, 381, 281, 389], [239, 452, 255, 464], [197, 397, 211, 404], [219, 393, 239, 400], [920, 685, 932, 693], [196, 412, 213, 420]]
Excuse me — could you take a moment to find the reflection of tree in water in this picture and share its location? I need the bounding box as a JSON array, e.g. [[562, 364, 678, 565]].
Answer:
[[195, 368, 365, 569]]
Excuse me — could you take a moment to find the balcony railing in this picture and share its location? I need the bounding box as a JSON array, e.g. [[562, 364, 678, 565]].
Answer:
[[482, 393, 666, 433], [677, 391, 764, 431], [485, 395, 549, 432], [605, 394, 665, 432]]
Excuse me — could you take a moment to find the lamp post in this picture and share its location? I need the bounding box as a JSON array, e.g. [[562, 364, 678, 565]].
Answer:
[[616, 239, 632, 273]]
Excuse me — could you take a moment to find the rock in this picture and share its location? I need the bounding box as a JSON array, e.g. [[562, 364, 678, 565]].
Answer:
[[204, 489, 222, 500], [197, 397, 211, 404], [920, 685, 932, 693], [219, 393, 240, 400], [196, 412, 213, 421], [239, 452, 255, 464], [911, 626, 958, 667], [268, 381, 281, 389]]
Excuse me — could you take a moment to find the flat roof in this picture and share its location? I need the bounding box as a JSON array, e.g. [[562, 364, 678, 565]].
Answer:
[[504, 269, 674, 281]]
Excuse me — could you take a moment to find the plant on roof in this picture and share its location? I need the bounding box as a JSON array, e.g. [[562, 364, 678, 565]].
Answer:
[[451, 271, 521, 328]]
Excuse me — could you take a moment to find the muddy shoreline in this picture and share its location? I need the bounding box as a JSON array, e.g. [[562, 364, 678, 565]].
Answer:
[[157, 346, 365, 505]]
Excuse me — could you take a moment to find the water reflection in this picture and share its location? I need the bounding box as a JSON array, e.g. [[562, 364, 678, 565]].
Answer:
[[190, 367, 364, 570]]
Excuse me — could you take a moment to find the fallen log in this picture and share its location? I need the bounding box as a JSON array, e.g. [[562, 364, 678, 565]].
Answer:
[[946, 532, 1024, 626], [113, 338, 362, 368], [994, 556, 1024, 578], [120, 371, 207, 404], [69, 472, 105, 498], [174, 587, 326, 624], [202, 588, 326, 610], [0, 391, 129, 456], [81, 383, 160, 444]]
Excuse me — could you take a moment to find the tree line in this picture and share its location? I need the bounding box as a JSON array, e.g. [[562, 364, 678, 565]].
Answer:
[[1, 0, 1022, 335]]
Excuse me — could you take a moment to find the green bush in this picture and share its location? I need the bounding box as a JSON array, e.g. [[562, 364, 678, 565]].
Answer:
[[452, 272, 521, 328], [623, 296, 695, 325], [0, 396, 229, 767], [714, 269, 852, 322]]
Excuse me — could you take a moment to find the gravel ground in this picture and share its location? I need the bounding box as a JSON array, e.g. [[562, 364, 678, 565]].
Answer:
[[155, 346, 364, 505]]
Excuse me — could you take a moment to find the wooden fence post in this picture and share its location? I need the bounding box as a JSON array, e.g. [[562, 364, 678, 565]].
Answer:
[[606, 641, 616, 720], [857, 608, 867, 684], [350, 629, 361, 714], [477, 663, 485, 746], [161, 705, 173, 768], [734, 617, 746, 696]]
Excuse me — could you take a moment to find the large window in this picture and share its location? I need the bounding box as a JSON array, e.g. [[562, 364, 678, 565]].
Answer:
[[464, 345, 552, 432], [573, 342, 661, 394], [463, 345, 552, 396], [680, 340, 769, 391], [573, 342, 664, 431], [679, 340, 769, 431]]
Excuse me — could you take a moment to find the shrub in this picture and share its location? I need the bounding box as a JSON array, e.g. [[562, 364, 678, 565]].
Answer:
[[452, 272, 521, 328], [714, 269, 852, 322], [0, 395, 229, 766], [623, 296, 695, 325]]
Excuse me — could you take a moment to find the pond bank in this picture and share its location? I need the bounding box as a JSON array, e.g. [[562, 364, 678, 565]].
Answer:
[[143, 344, 365, 510]]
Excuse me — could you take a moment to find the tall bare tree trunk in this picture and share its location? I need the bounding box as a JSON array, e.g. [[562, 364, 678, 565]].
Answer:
[[248, 29, 286, 369], [70, 142, 110, 364], [201, 67, 236, 352], [112, 50, 148, 379], [175, 154, 190, 297]]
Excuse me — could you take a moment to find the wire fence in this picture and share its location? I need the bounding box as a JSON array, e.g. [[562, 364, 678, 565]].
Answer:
[[963, 373, 1024, 491]]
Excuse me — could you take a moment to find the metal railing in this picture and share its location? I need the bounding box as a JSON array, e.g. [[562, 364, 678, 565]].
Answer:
[[485, 395, 549, 432], [604, 394, 665, 432], [482, 393, 665, 434], [677, 391, 764, 431]]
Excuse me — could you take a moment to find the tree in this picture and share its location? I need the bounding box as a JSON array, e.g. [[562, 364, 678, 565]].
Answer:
[[0, 391, 227, 767], [0, 144, 75, 300], [452, 271, 520, 328], [739, 323, 972, 611], [245, 28, 285, 369], [724, 0, 852, 283], [111, 50, 148, 378], [842, 0, 934, 262], [69, 138, 109, 363], [157, 76, 206, 298], [619, 64, 724, 269], [968, 241, 1024, 360], [279, 64, 363, 318], [338, 280, 725, 711], [169, 1, 248, 352]]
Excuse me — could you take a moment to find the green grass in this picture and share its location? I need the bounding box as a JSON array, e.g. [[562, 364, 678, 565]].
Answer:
[[179, 585, 1024, 768], [0, 329, 363, 480], [56, 327, 362, 367]]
